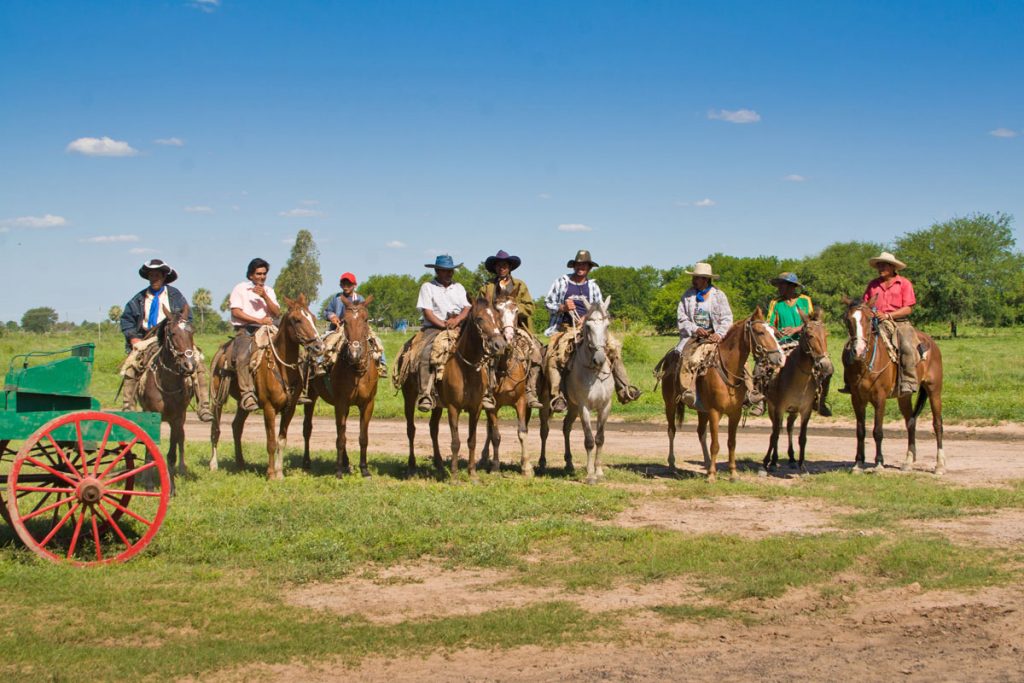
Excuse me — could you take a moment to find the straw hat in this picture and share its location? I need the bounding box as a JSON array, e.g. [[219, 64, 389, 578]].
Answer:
[[566, 249, 599, 268], [684, 262, 719, 280], [868, 251, 907, 270]]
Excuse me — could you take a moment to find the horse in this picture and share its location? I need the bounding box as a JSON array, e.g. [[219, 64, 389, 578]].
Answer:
[[400, 296, 507, 478], [136, 305, 199, 493], [841, 297, 945, 473], [286, 296, 379, 477], [479, 286, 534, 476], [209, 294, 323, 480], [537, 298, 614, 485], [762, 308, 833, 474]]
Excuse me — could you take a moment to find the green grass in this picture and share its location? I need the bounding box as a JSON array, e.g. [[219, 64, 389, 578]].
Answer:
[[3, 323, 1022, 423]]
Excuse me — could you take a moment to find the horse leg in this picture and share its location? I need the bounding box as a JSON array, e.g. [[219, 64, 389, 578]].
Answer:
[[231, 409, 248, 468], [707, 409, 721, 483], [696, 411, 710, 473], [429, 407, 444, 473], [726, 411, 740, 482], [930, 387, 945, 475], [852, 398, 867, 469], [562, 406, 578, 475], [797, 410, 810, 474], [595, 405, 609, 480], [486, 410, 500, 474], [404, 384, 417, 474], [467, 409, 480, 480], [763, 408, 780, 473], [358, 399, 373, 478], [302, 402, 314, 470], [666, 395, 678, 470], [899, 394, 916, 472], [538, 405, 550, 474], [786, 412, 797, 468], [579, 406, 598, 485], [336, 401, 351, 477], [264, 407, 282, 480], [871, 398, 885, 469], [448, 408, 461, 477], [210, 391, 222, 471], [517, 399, 531, 478]]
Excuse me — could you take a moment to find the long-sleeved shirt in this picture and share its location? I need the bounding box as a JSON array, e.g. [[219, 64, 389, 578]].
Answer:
[[544, 274, 604, 336], [677, 286, 733, 345], [478, 277, 535, 331], [323, 291, 365, 331], [120, 285, 191, 352]]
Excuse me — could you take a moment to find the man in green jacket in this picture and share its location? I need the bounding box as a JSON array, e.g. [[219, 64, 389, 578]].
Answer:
[[477, 250, 543, 410]]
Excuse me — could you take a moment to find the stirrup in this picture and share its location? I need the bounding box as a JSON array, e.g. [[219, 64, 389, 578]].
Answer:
[[550, 395, 567, 413], [240, 393, 259, 412], [417, 395, 435, 413], [482, 395, 496, 410], [747, 401, 766, 417], [526, 394, 543, 409], [617, 385, 642, 403], [197, 405, 214, 422]]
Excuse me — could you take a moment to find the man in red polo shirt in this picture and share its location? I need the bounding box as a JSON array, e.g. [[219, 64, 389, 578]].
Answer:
[[860, 251, 919, 396]]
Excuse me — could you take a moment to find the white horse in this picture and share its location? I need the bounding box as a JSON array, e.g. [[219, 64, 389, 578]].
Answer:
[[560, 298, 615, 485]]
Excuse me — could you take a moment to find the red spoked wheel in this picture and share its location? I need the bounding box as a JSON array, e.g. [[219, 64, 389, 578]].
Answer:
[[5, 411, 170, 566]]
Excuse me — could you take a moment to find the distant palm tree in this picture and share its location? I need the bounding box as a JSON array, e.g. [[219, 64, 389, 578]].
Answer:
[[192, 288, 213, 333]]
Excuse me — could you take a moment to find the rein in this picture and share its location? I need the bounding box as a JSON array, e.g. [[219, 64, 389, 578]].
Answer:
[[715, 318, 769, 388]]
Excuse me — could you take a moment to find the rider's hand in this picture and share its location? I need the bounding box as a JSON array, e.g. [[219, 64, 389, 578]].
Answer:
[[445, 318, 459, 329], [329, 315, 340, 326], [260, 316, 273, 325], [694, 328, 708, 339], [559, 302, 570, 313], [708, 333, 721, 343], [253, 285, 268, 298]]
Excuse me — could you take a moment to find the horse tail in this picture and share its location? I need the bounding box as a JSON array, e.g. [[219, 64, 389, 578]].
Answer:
[[912, 384, 929, 419]]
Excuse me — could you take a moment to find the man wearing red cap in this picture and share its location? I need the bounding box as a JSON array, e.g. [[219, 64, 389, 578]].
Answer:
[[322, 272, 387, 371]]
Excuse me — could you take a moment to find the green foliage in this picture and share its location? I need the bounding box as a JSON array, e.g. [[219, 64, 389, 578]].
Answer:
[[20, 306, 58, 333], [591, 265, 661, 325], [895, 212, 1023, 326], [358, 273, 422, 327], [701, 253, 801, 319], [799, 241, 883, 323], [453, 260, 490, 296], [533, 297, 550, 334], [219, 292, 231, 313], [191, 287, 215, 333], [274, 229, 322, 302], [648, 271, 687, 333], [107, 305, 122, 324]]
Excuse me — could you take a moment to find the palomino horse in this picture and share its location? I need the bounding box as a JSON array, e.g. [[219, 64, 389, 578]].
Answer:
[[401, 296, 507, 477], [537, 298, 614, 485], [209, 294, 323, 480], [479, 286, 534, 476], [762, 308, 833, 474], [137, 305, 199, 492], [841, 297, 945, 473], [286, 296, 379, 477]]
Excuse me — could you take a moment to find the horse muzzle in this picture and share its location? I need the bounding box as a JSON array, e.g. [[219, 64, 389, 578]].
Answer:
[[767, 350, 785, 367]]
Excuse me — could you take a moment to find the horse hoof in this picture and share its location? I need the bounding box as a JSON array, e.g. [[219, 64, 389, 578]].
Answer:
[[729, 474, 739, 483], [209, 460, 218, 472], [522, 466, 534, 479], [585, 476, 598, 485], [706, 474, 717, 484], [934, 467, 946, 476], [361, 469, 372, 478], [901, 463, 912, 472], [757, 469, 767, 478], [564, 464, 575, 476]]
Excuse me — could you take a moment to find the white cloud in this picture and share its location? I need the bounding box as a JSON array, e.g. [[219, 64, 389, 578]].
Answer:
[[693, 198, 716, 207], [190, 0, 220, 12], [66, 136, 138, 157], [79, 234, 140, 244], [783, 174, 807, 182], [386, 240, 407, 248], [538, 192, 552, 200], [279, 208, 325, 217], [708, 108, 761, 124], [184, 205, 214, 213], [154, 137, 185, 147], [129, 247, 157, 255], [990, 128, 1019, 138], [1, 214, 68, 229], [557, 223, 593, 232]]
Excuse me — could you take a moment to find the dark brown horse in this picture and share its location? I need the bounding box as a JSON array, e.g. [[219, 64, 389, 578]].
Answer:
[[209, 294, 323, 479], [137, 305, 198, 492], [762, 308, 833, 474], [286, 296, 379, 477], [479, 287, 534, 476], [658, 309, 785, 482], [401, 296, 507, 477], [841, 297, 945, 473]]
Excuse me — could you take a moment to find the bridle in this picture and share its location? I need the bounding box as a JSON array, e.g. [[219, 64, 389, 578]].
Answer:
[[844, 303, 892, 380], [576, 310, 612, 377], [270, 309, 323, 370], [153, 318, 196, 395], [716, 318, 783, 387]]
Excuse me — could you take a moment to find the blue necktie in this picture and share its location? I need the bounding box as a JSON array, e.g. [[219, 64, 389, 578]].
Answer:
[[147, 287, 165, 329], [695, 286, 712, 303]]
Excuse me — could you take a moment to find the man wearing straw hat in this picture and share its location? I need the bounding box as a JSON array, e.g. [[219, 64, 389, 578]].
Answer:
[[847, 251, 920, 396], [543, 249, 642, 412], [765, 272, 832, 416], [674, 261, 763, 411]]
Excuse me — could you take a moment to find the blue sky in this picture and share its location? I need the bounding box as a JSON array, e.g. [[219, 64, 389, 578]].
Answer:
[[1, 1, 1021, 323]]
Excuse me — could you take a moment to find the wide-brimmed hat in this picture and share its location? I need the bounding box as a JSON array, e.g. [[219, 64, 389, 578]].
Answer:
[[485, 249, 522, 273], [684, 262, 719, 280], [566, 249, 599, 269], [339, 272, 357, 285], [769, 272, 802, 287], [425, 254, 463, 270], [139, 258, 178, 284], [868, 251, 907, 271]]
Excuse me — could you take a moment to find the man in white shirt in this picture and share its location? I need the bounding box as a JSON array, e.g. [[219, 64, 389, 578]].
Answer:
[[227, 258, 281, 411], [413, 254, 470, 412]]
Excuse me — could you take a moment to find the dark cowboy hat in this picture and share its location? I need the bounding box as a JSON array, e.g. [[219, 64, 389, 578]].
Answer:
[[424, 254, 463, 270], [484, 249, 522, 273], [769, 272, 802, 287], [139, 258, 178, 284], [566, 249, 599, 269]]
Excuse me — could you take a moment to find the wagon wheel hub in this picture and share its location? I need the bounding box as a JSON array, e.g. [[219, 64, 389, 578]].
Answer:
[[76, 477, 104, 505]]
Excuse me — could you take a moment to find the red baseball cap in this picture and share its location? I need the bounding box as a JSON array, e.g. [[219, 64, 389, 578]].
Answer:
[[340, 272, 357, 285]]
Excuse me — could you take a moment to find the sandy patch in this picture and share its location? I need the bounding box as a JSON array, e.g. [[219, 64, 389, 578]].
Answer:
[[910, 508, 1024, 546]]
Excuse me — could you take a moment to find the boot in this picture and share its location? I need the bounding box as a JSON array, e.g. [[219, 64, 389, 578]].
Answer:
[[482, 392, 496, 410], [547, 365, 567, 412], [121, 376, 138, 412], [743, 370, 766, 416], [817, 375, 833, 417], [611, 357, 641, 404], [525, 364, 543, 409], [193, 363, 213, 422], [417, 372, 437, 413], [236, 365, 259, 412]]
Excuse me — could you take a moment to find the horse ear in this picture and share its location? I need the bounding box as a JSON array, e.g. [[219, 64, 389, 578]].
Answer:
[[298, 293, 308, 307], [798, 308, 809, 324], [753, 306, 765, 320], [361, 294, 374, 307], [180, 302, 190, 320], [810, 307, 822, 321], [162, 304, 173, 319], [283, 296, 296, 309], [581, 299, 591, 312], [603, 296, 612, 312], [339, 294, 353, 308]]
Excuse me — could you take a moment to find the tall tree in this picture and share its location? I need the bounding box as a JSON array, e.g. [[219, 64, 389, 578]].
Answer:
[[108, 305, 123, 324], [274, 229, 322, 302], [798, 241, 883, 323], [591, 265, 661, 326], [21, 307, 59, 333], [220, 293, 231, 313], [453, 261, 490, 297], [357, 274, 422, 327], [192, 287, 214, 333]]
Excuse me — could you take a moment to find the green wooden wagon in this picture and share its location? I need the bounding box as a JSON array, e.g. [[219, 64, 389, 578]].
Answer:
[[1, 343, 169, 565]]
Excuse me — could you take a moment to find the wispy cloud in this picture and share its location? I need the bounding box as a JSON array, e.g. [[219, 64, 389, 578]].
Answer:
[[708, 108, 761, 124], [154, 137, 185, 147], [990, 128, 1019, 138], [538, 192, 552, 200], [557, 223, 593, 232], [783, 174, 807, 182], [1, 214, 68, 229], [129, 247, 157, 255], [66, 136, 138, 157], [386, 240, 407, 248], [190, 0, 220, 13], [693, 198, 716, 207], [279, 208, 325, 218], [184, 205, 214, 214], [79, 234, 139, 244]]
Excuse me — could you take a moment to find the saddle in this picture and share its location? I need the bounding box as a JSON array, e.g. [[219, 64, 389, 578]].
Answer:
[[248, 324, 278, 373]]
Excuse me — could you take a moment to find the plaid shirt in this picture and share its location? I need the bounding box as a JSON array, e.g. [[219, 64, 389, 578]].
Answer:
[[544, 274, 604, 335], [677, 286, 733, 342]]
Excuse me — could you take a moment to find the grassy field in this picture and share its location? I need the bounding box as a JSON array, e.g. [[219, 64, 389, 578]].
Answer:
[[0, 443, 1021, 680], [2, 323, 1021, 424]]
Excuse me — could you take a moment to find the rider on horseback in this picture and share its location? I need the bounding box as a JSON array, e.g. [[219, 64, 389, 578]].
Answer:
[[477, 250, 543, 410], [226, 258, 281, 412], [413, 255, 470, 413], [119, 258, 213, 421], [543, 250, 642, 413], [323, 272, 387, 372]]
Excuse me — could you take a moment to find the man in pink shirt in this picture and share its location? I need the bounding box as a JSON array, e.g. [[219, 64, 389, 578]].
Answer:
[[227, 258, 281, 411], [857, 251, 920, 396]]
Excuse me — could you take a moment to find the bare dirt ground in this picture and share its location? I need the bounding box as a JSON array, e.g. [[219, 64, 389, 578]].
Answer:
[[185, 415, 1024, 682]]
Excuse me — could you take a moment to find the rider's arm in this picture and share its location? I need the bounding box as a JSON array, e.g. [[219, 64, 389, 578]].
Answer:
[[422, 308, 446, 328], [713, 290, 733, 336], [544, 277, 565, 315], [231, 308, 272, 326], [120, 294, 143, 346], [677, 295, 697, 338], [260, 287, 281, 317]]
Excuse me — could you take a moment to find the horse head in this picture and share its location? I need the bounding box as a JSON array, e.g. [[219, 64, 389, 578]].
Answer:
[[842, 295, 875, 359], [159, 303, 197, 374], [339, 294, 374, 365], [282, 293, 324, 356], [469, 295, 508, 357], [798, 307, 833, 374], [580, 296, 611, 366], [748, 306, 785, 368], [493, 285, 520, 344]]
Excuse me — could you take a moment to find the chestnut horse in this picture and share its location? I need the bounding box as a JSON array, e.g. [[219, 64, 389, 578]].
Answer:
[[137, 305, 198, 492], [658, 309, 785, 482], [479, 286, 534, 476], [762, 308, 833, 474], [209, 294, 323, 479], [841, 297, 944, 473], [286, 295, 379, 477], [401, 296, 507, 477]]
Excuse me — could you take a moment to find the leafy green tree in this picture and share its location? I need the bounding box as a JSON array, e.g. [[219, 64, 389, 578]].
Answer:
[[21, 307, 59, 333], [591, 265, 661, 326], [798, 241, 883, 323], [274, 229, 322, 302], [699, 253, 799, 318], [220, 293, 231, 313], [453, 261, 489, 296], [895, 213, 1023, 329], [5, 321, 18, 332], [191, 287, 214, 333], [358, 274, 422, 328], [108, 305, 122, 324]]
